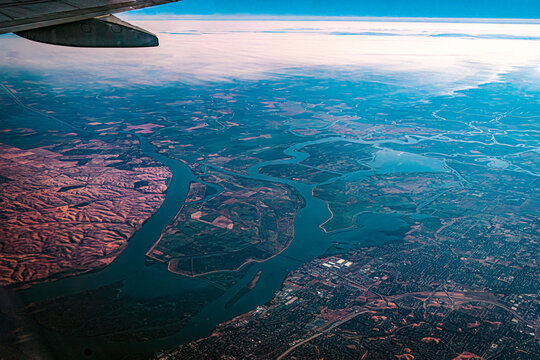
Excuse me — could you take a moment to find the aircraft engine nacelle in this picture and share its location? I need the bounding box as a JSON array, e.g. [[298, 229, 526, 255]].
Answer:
[[15, 15, 158, 48]]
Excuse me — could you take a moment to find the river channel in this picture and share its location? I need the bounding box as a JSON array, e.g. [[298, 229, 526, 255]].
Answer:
[[18, 132, 431, 359]]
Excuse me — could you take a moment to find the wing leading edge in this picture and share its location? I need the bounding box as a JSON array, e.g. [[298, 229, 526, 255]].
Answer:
[[0, 0, 182, 47]]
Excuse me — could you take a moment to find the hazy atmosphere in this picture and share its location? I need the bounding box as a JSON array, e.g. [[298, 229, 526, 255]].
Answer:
[[0, 2, 538, 360]]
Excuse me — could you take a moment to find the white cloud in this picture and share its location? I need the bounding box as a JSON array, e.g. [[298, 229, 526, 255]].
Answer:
[[1, 20, 540, 92]]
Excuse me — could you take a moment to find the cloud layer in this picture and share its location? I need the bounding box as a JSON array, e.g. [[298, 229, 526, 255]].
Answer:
[[1, 19, 540, 92]]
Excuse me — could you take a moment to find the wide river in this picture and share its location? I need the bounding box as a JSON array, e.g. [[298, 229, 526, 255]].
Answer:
[[18, 132, 429, 359]]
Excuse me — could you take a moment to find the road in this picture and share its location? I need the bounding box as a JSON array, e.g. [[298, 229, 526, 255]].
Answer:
[[275, 309, 366, 360]]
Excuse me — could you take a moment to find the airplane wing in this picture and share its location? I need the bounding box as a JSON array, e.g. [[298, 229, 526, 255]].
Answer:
[[0, 0, 182, 47]]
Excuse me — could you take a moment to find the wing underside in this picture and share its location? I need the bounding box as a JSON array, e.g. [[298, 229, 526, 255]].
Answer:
[[0, 0, 181, 47]]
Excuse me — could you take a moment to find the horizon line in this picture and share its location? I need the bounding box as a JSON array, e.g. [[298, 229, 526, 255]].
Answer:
[[123, 14, 540, 24]]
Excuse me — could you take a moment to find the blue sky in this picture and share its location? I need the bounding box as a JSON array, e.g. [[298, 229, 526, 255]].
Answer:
[[136, 0, 540, 18]]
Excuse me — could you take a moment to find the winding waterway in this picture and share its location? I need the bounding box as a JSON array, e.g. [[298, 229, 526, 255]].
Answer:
[[2, 81, 421, 359], [18, 132, 423, 359]]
